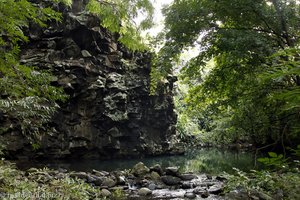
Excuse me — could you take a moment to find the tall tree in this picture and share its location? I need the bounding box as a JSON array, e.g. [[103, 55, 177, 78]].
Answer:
[[87, 0, 154, 50], [157, 0, 300, 147]]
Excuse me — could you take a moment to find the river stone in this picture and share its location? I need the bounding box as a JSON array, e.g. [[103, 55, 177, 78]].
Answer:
[[138, 187, 152, 196], [193, 187, 209, 198], [201, 191, 210, 198], [116, 175, 126, 185], [81, 50, 92, 57], [102, 177, 116, 188], [101, 189, 111, 197], [148, 183, 156, 190], [184, 192, 196, 199], [150, 171, 160, 180], [161, 175, 181, 186], [150, 164, 164, 175], [208, 184, 223, 194], [180, 173, 197, 181], [132, 162, 150, 177], [89, 175, 104, 186], [182, 181, 195, 189], [69, 172, 89, 180], [165, 166, 180, 176], [92, 169, 109, 177]]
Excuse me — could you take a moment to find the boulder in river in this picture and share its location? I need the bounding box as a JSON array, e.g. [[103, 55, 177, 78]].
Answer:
[[132, 162, 150, 177]]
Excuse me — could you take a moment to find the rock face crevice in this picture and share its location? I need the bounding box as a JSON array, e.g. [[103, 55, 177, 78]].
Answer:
[[5, 1, 177, 159]]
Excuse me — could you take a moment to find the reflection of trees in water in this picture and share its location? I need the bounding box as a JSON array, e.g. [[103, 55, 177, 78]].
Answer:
[[17, 148, 255, 174], [181, 149, 255, 174]]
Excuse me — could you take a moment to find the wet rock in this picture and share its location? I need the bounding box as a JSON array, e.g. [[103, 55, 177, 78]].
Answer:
[[102, 177, 116, 188], [81, 50, 92, 57], [185, 192, 196, 199], [150, 171, 160, 180], [116, 175, 126, 185], [69, 172, 89, 180], [132, 162, 150, 177], [152, 189, 186, 199], [180, 173, 197, 181], [138, 187, 152, 196], [182, 181, 195, 189], [92, 169, 109, 177], [193, 187, 210, 198], [208, 184, 223, 194], [89, 175, 103, 186], [165, 166, 180, 176], [148, 183, 156, 190], [201, 191, 210, 198], [150, 164, 164, 175], [101, 189, 111, 197], [161, 175, 181, 186]]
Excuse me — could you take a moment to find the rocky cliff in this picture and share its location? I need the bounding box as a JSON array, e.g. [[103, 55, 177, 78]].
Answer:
[[3, 1, 178, 159]]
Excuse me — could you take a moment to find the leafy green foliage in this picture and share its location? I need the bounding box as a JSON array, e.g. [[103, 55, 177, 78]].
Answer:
[[158, 0, 300, 147], [224, 168, 300, 200], [86, 0, 154, 51], [111, 188, 126, 200], [0, 161, 102, 199], [290, 145, 300, 157], [174, 81, 201, 140], [0, 0, 68, 147], [257, 152, 289, 169]]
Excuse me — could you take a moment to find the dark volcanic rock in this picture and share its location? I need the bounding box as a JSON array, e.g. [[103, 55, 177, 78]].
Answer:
[[161, 175, 182, 186], [3, 0, 177, 159]]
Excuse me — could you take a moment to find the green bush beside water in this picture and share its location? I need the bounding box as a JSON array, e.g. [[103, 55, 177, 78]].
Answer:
[[0, 161, 103, 200]]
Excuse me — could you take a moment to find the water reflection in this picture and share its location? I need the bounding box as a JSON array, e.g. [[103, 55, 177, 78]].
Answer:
[[17, 148, 255, 175]]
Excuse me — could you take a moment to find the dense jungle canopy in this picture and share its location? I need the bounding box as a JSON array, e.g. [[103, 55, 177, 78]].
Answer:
[[156, 0, 300, 150]]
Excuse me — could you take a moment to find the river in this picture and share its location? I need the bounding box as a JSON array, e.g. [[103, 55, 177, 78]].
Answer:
[[17, 148, 256, 174]]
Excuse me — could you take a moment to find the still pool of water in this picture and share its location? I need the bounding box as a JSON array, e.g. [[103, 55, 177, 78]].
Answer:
[[17, 148, 256, 174]]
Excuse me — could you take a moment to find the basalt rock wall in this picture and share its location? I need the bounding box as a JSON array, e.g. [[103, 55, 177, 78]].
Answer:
[[5, 1, 178, 159]]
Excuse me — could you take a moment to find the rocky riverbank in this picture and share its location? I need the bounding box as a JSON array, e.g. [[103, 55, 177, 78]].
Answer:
[[2, 160, 224, 200], [27, 162, 225, 199], [2, 159, 291, 200]]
